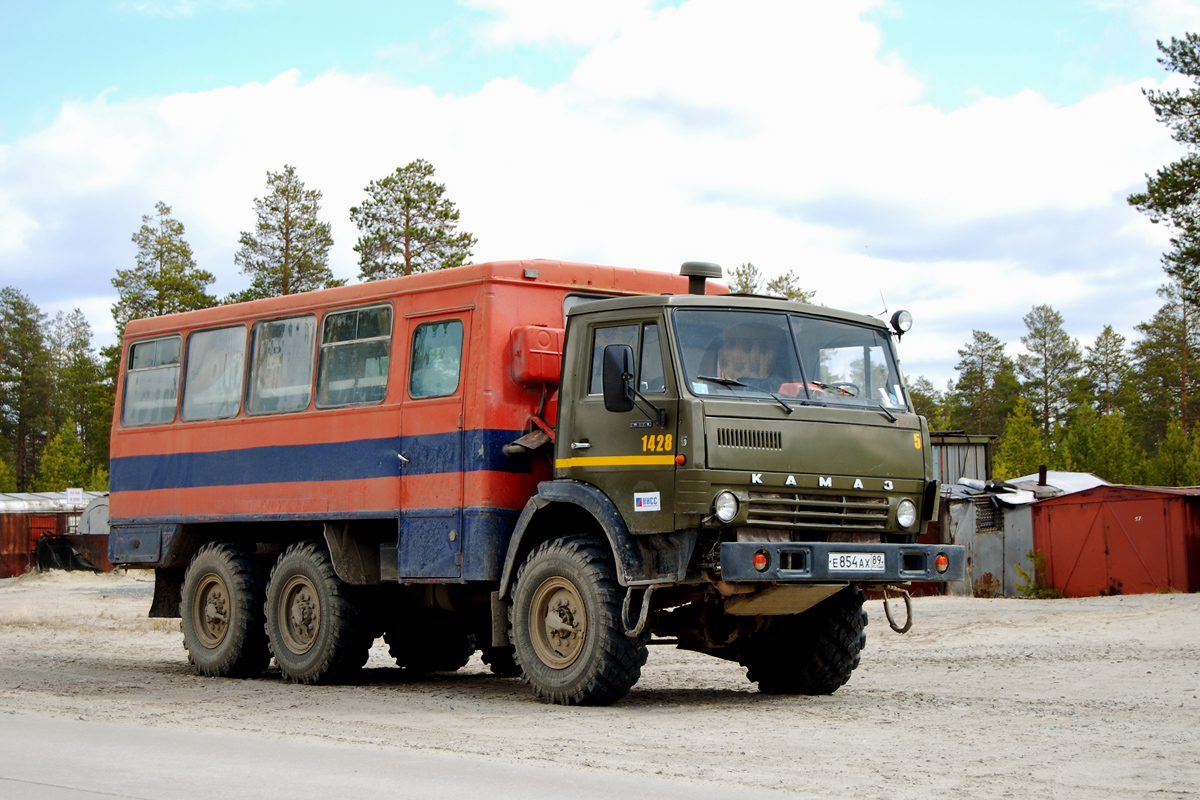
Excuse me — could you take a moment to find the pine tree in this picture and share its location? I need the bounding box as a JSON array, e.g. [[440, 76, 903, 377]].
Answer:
[[232, 165, 342, 300], [1017, 305, 1081, 436], [1060, 404, 1099, 472], [1146, 419, 1194, 486], [725, 262, 814, 302], [948, 330, 1019, 434], [1128, 34, 1200, 304], [1129, 283, 1200, 448], [728, 263, 764, 294], [1091, 412, 1141, 484], [113, 201, 216, 337], [907, 376, 944, 423], [45, 310, 108, 474], [764, 270, 816, 303], [351, 159, 477, 280], [1084, 325, 1131, 415], [0, 288, 51, 491], [35, 421, 89, 492], [993, 398, 1046, 480]]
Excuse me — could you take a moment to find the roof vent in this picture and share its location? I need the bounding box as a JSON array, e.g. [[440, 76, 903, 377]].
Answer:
[[680, 261, 722, 295]]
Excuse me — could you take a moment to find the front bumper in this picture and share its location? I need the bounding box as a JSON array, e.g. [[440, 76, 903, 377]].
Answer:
[[720, 541, 965, 583]]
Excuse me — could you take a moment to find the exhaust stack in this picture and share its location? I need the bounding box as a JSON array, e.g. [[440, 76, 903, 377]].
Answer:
[[680, 261, 722, 295]]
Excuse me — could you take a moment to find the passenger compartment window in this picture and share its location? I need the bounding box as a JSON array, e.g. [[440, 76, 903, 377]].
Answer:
[[247, 315, 317, 414], [122, 336, 182, 426], [181, 326, 246, 421], [409, 319, 463, 399], [317, 305, 392, 407]]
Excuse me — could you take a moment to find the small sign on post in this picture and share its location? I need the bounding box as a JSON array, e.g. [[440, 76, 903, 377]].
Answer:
[[66, 487, 84, 505]]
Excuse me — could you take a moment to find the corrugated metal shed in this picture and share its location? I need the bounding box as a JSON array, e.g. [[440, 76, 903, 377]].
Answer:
[[938, 485, 1034, 597], [0, 492, 109, 579], [0, 492, 106, 515], [930, 432, 995, 486]]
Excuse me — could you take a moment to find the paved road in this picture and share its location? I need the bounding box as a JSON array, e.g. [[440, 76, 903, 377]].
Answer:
[[0, 714, 795, 800]]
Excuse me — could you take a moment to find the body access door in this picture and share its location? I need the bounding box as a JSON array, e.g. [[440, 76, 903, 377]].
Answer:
[[398, 308, 472, 579], [556, 314, 678, 533]]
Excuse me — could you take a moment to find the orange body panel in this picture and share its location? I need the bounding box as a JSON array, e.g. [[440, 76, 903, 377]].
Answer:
[[110, 260, 723, 526]]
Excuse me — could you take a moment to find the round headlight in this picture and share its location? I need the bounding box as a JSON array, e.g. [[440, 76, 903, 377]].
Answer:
[[714, 491, 739, 523], [896, 498, 918, 529], [891, 309, 913, 335]]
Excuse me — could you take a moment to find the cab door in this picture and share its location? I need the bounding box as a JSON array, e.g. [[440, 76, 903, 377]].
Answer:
[[398, 310, 471, 579], [556, 316, 678, 533]]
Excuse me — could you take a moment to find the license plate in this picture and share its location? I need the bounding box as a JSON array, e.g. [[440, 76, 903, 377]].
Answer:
[[828, 552, 885, 572]]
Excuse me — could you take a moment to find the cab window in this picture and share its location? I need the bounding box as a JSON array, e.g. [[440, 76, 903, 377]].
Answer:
[[587, 322, 664, 395], [409, 319, 464, 399], [640, 323, 666, 393], [247, 315, 317, 414], [181, 326, 246, 421], [122, 336, 182, 426], [316, 305, 392, 407]]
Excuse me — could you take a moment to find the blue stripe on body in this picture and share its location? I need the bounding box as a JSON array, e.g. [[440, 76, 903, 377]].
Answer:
[[110, 428, 529, 492]]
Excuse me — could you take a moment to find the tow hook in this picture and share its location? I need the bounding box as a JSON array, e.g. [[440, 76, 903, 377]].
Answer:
[[621, 585, 656, 638], [881, 584, 913, 634]]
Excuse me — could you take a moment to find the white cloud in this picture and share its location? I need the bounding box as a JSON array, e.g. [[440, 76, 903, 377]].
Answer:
[[1095, 0, 1200, 42], [0, 0, 1183, 386], [461, 0, 661, 47]]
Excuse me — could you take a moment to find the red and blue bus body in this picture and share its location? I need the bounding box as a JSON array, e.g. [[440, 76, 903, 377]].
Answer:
[[108, 260, 703, 582]]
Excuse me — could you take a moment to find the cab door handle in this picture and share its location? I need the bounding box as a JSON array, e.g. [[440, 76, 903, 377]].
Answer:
[[571, 442, 591, 450]]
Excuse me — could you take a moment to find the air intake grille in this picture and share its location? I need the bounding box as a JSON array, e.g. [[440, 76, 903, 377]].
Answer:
[[716, 428, 782, 450], [748, 491, 888, 531]]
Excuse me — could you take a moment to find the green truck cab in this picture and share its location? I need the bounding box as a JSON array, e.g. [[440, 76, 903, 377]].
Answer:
[[498, 263, 963, 705]]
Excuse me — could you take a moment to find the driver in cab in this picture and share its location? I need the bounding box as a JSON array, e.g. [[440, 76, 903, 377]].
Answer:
[[715, 323, 797, 394]]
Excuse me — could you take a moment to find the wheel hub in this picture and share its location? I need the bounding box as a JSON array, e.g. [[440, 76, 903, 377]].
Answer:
[[529, 576, 587, 669], [193, 573, 230, 648], [278, 575, 320, 655]]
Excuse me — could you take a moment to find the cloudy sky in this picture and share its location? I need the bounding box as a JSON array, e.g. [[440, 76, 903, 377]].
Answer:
[[2, 0, 1199, 388]]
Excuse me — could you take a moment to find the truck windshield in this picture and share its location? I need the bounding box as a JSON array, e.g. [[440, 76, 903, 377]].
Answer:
[[672, 309, 909, 411]]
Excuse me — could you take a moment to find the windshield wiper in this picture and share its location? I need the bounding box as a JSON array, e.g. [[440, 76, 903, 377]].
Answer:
[[696, 374, 745, 387], [809, 380, 856, 396], [695, 375, 794, 414], [809, 380, 897, 422], [870, 399, 898, 423]]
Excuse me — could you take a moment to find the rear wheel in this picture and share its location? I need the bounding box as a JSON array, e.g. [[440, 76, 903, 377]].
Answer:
[[180, 542, 270, 677], [383, 608, 475, 674], [481, 645, 521, 677], [741, 585, 867, 695], [265, 540, 371, 684], [510, 536, 647, 705]]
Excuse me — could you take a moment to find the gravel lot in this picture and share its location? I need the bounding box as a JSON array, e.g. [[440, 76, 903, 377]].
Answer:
[[1, 570, 1197, 799]]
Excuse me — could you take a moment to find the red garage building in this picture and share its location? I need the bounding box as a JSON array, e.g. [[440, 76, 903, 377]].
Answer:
[[1032, 485, 1200, 597]]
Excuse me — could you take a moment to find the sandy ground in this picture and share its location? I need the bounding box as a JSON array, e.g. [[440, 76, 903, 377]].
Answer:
[[0, 570, 1197, 799]]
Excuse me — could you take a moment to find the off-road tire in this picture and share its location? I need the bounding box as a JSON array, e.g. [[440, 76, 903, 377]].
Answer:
[[180, 542, 270, 677], [510, 536, 648, 705], [481, 645, 522, 677], [265, 539, 372, 684], [742, 585, 868, 695], [383, 609, 475, 674]]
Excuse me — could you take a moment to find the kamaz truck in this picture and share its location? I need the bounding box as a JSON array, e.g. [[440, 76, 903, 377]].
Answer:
[[108, 259, 964, 705]]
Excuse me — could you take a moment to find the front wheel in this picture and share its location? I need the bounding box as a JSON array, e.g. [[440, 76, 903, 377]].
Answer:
[[510, 536, 647, 705], [741, 585, 868, 695], [265, 540, 372, 684]]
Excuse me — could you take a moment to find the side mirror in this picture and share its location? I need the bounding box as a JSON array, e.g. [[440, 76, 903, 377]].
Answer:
[[602, 344, 635, 413]]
